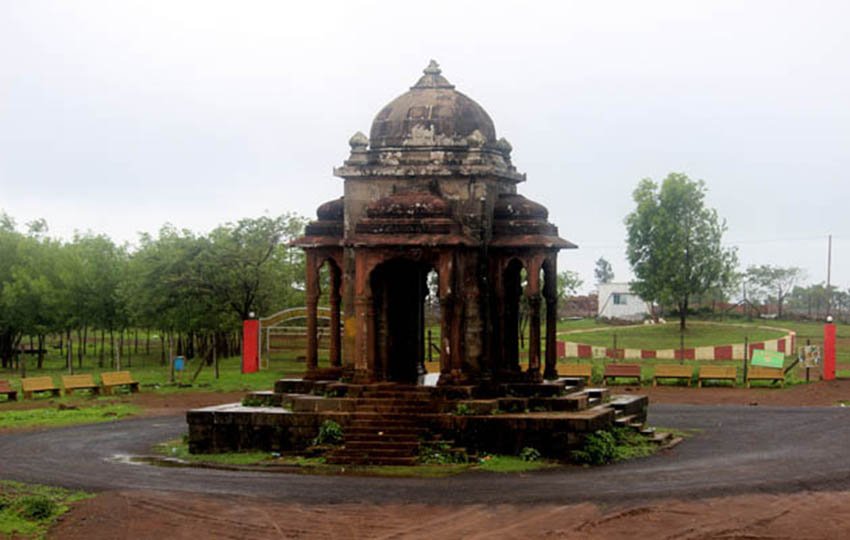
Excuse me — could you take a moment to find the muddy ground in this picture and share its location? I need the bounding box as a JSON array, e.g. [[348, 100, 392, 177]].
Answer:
[[8, 379, 850, 539], [52, 490, 850, 539]]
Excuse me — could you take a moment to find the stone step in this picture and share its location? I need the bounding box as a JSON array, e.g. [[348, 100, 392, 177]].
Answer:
[[353, 405, 435, 414], [333, 445, 418, 458], [361, 393, 432, 400], [354, 398, 433, 405], [345, 428, 422, 437], [343, 440, 420, 451], [650, 431, 674, 445], [326, 455, 418, 466], [349, 413, 425, 422], [614, 414, 638, 426]]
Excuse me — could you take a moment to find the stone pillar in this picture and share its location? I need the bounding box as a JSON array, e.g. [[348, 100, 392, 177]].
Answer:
[[305, 255, 319, 373], [527, 294, 542, 377], [526, 258, 542, 380], [439, 293, 454, 382], [544, 257, 558, 380], [353, 294, 371, 382], [341, 247, 357, 377], [329, 265, 342, 368]]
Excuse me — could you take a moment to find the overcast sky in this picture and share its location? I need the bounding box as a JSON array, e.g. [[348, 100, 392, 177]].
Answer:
[[1, 1, 848, 294]]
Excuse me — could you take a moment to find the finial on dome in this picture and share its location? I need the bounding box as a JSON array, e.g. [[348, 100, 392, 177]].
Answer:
[[424, 59, 441, 75], [349, 131, 369, 150], [412, 59, 455, 90], [497, 137, 513, 156]]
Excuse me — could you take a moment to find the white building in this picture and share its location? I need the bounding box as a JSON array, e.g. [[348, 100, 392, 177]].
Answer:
[[597, 282, 651, 321]]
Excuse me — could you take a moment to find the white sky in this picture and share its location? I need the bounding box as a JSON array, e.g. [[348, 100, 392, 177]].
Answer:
[[1, 1, 848, 294]]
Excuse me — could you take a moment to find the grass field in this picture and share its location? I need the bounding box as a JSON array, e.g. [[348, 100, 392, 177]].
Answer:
[[152, 439, 557, 477], [559, 321, 788, 349], [0, 481, 91, 539], [0, 403, 139, 430], [1, 318, 846, 396], [0, 352, 306, 397]]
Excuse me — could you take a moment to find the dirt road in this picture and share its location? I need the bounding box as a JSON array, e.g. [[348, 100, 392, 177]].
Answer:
[[3, 405, 850, 504], [5, 384, 850, 538]]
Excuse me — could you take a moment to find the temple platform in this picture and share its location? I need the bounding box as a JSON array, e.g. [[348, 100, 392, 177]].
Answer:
[[187, 378, 648, 465]]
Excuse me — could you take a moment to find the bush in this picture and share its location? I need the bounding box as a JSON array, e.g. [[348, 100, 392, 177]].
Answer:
[[240, 395, 265, 407], [571, 430, 617, 465], [519, 447, 541, 462], [571, 428, 655, 465], [419, 442, 468, 464], [18, 495, 58, 520], [454, 403, 474, 416], [312, 420, 343, 446]]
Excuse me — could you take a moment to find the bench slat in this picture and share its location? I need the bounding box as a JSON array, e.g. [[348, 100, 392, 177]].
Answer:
[[21, 376, 60, 399], [558, 365, 592, 379], [653, 365, 694, 386], [697, 366, 737, 387], [62, 374, 99, 395], [746, 366, 785, 387], [101, 371, 140, 394], [0, 379, 17, 401], [603, 364, 642, 385]]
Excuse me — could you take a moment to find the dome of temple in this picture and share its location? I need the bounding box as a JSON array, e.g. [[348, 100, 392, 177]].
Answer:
[[316, 197, 344, 221], [369, 61, 497, 148], [365, 191, 450, 219], [493, 194, 549, 220]]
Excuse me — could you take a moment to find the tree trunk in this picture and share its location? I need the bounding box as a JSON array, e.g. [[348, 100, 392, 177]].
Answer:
[[66, 329, 73, 374], [109, 329, 115, 369], [679, 299, 688, 331], [99, 329, 105, 368], [37, 334, 45, 369], [160, 332, 166, 366]]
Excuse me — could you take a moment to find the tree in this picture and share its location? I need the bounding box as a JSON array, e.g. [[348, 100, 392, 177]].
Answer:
[[625, 173, 737, 330], [744, 265, 805, 318], [557, 270, 583, 301], [593, 257, 614, 285]]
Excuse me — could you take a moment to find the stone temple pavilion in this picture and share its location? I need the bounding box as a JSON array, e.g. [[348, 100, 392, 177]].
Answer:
[[294, 60, 575, 386], [188, 63, 650, 465]]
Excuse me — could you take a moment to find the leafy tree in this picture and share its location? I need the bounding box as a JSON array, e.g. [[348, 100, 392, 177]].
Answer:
[[195, 213, 306, 320], [625, 173, 737, 330], [557, 270, 583, 300], [744, 265, 805, 318], [593, 257, 614, 285]]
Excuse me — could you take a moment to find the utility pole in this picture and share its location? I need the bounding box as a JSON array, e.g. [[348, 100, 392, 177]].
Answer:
[[827, 234, 833, 316]]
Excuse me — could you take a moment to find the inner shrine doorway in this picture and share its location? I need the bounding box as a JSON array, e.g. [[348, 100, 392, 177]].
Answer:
[[370, 258, 435, 384]]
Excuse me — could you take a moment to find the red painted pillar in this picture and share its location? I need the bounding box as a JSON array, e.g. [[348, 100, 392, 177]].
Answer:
[[242, 319, 260, 374], [824, 320, 836, 381]]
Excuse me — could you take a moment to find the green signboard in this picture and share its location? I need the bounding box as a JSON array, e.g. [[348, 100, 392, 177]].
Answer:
[[751, 349, 785, 368]]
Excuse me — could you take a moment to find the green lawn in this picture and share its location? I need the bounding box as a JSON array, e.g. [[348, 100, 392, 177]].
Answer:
[[151, 439, 556, 477], [0, 352, 307, 397], [560, 321, 787, 349], [0, 403, 139, 430], [0, 481, 91, 539]]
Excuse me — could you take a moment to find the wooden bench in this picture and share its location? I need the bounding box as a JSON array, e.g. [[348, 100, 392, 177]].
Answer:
[[21, 376, 61, 399], [697, 366, 737, 387], [652, 364, 694, 387], [101, 371, 140, 394], [62, 374, 100, 396], [558, 363, 593, 382], [602, 363, 642, 385], [746, 366, 785, 388], [0, 380, 18, 401]]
